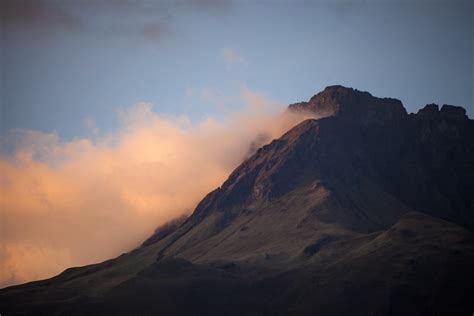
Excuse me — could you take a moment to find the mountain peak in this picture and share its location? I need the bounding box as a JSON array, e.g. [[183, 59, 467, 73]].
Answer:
[[2, 86, 474, 315], [289, 85, 407, 124], [417, 103, 468, 120]]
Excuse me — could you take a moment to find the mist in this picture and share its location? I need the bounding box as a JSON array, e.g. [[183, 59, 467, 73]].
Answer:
[[0, 86, 316, 287]]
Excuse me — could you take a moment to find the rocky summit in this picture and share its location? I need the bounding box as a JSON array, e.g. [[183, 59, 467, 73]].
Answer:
[[289, 85, 408, 124], [1, 86, 473, 316]]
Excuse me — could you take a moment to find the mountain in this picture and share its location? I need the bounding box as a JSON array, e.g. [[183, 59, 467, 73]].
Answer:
[[1, 86, 473, 315]]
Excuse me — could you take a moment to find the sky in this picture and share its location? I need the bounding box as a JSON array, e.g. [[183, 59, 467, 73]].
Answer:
[[0, 0, 473, 287], [1, 0, 473, 139]]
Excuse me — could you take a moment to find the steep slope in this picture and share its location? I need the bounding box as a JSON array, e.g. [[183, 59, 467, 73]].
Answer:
[[149, 85, 474, 265], [1, 86, 473, 315]]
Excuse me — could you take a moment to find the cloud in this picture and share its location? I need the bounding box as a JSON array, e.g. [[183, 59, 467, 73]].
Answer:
[[185, 87, 196, 97], [1, 0, 228, 41], [200, 87, 239, 110], [104, 20, 171, 42], [1, 0, 169, 41], [0, 86, 317, 288], [140, 21, 170, 41], [1, 0, 83, 33], [176, 0, 231, 10], [220, 48, 248, 69]]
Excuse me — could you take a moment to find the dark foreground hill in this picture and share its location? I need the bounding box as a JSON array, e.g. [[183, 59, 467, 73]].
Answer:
[[1, 86, 473, 315]]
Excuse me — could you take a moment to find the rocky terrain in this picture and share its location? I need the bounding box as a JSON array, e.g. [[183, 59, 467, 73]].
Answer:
[[1, 86, 473, 315]]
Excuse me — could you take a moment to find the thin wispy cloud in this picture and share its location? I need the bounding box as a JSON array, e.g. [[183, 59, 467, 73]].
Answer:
[[185, 87, 196, 98], [220, 48, 248, 69], [200, 87, 238, 110], [1, 0, 83, 33], [105, 20, 171, 42], [1, 0, 228, 41], [175, 0, 231, 10]]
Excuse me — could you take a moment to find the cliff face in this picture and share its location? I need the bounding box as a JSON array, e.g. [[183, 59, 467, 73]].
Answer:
[[1, 86, 473, 316], [187, 85, 474, 233]]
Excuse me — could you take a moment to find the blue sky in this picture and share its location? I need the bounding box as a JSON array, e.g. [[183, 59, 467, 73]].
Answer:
[[1, 0, 473, 139]]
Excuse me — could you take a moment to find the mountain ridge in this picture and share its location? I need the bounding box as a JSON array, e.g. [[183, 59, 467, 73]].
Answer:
[[1, 85, 473, 315]]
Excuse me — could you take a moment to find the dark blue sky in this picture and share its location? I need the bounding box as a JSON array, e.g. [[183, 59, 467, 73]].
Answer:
[[1, 0, 473, 139]]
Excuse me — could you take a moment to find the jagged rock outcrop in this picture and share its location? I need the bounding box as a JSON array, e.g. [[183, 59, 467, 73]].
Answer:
[[288, 85, 407, 124], [417, 103, 468, 120], [417, 103, 440, 116], [441, 104, 468, 118]]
